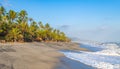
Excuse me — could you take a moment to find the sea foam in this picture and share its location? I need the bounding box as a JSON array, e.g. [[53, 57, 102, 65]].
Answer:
[[61, 42, 120, 69]]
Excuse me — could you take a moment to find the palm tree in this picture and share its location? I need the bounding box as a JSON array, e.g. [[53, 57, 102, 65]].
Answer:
[[19, 10, 28, 23], [29, 21, 38, 41], [38, 21, 44, 29], [19, 10, 27, 17], [59, 32, 66, 42], [0, 6, 6, 23], [29, 18, 33, 22], [0, 21, 9, 36], [0, 6, 5, 15], [6, 28, 21, 42], [17, 10, 28, 41], [8, 10, 17, 23], [45, 23, 53, 31], [0, 6, 70, 42], [44, 23, 53, 41], [19, 22, 29, 41]]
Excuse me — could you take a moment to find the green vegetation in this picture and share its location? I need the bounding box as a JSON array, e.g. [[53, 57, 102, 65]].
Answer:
[[0, 6, 70, 42]]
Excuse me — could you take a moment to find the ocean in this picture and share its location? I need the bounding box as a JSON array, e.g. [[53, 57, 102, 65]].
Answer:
[[61, 41, 120, 69]]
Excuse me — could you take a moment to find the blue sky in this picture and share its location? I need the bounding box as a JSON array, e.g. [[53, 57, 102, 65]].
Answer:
[[1, 0, 120, 42]]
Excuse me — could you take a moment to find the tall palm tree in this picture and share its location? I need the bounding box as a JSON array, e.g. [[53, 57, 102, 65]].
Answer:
[[17, 10, 28, 41], [19, 10, 28, 23], [0, 6, 6, 22], [8, 10, 17, 23], [19, 22, 29, 41], [0, 6, 70, 42], [19, 10, 27, 17], [29, 21, 38, 41], [38, 21, 44, 29], [45, 23, 53, 31], [0, 6, 5, 15]]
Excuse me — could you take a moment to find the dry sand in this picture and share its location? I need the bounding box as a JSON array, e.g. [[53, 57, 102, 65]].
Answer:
[[0, 42, 91, 69]]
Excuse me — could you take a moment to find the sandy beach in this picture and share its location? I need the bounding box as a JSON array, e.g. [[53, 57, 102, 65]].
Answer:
[[0, 42, 93, 69]]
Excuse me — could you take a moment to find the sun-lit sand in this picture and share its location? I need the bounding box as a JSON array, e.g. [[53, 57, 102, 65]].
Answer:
[[0, 42, 89, 69]]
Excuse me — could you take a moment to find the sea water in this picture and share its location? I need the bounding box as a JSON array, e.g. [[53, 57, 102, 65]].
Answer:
[[61, 41, 120, 69]]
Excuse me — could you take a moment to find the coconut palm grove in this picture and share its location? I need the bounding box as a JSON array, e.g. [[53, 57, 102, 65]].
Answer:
[[0, 6, 70, 42]]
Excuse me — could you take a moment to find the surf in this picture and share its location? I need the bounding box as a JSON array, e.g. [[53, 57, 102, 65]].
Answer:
[[61, 41, 120, 69]]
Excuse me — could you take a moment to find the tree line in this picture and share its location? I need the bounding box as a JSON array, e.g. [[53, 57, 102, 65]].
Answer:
[[0, 6, 71, 42]]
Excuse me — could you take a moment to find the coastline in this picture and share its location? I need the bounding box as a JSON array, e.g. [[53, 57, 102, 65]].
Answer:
[[0, 42, 93, 69], [55, 57, 94, 69]]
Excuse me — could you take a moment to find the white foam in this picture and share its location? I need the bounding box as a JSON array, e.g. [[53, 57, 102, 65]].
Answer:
[[62, 51, 120, 69], [61, 42, 120, 69], [95, 49, 120, 56]]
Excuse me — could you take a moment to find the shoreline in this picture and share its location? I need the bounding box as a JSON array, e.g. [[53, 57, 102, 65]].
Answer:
[[55, 57, 94, 69], [0, 42, 92, 69]]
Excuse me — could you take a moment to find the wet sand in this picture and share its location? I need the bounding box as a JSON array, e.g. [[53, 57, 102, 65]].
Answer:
[[55, 57, 94, 69], [0, 42, 94, 69]]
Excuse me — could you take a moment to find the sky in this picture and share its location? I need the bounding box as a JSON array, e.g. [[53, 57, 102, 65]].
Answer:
[[0, 0, 120, 42]]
